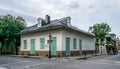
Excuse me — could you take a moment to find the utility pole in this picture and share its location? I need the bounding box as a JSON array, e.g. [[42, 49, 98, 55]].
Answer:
[[48, 33, 52, 58]]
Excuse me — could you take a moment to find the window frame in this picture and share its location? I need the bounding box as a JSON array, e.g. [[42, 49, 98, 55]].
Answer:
[[40, 38, 45, 49], [23, 40, 27, 49], [73, 38, 77, 49]]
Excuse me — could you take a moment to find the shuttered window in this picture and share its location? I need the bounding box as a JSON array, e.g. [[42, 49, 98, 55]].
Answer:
[[73, 39, 77, 49], [40, 38, 45, 49], [23, 40, 27, 49]]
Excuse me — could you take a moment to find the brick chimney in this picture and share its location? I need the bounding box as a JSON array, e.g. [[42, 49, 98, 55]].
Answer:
[[67, 17, 71, 26], [45, 15, 50, 24], [37, 18, 43, 27]]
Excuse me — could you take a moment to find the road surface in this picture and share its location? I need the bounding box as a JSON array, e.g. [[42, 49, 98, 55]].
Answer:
[[0, 54, 120, 69]]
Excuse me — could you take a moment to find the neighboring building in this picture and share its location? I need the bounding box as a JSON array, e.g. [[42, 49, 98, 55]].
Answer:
[[96, 33, 119, 55], [98, 33, 119, 55], [116, 37, 120, 50], [106, 33, 118, 54], [20, 15, 95, 57]]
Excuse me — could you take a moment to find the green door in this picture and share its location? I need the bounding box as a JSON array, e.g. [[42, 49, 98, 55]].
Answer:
[[79, 40, 82, 55], [30, 39, 35, 54], [66, 38, 70, 56], [51, 37, 57, 56]]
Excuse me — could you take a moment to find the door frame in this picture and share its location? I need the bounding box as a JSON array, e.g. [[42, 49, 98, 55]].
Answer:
[[30, 39, 35, 54], [51, 37, 57, 56], [66, 37, 70, 56]]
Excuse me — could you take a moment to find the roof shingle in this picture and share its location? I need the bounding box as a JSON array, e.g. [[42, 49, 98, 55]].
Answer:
[[21, 17, 94, 36]]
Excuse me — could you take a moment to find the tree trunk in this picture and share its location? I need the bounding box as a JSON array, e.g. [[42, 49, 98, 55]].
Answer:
[[10, 44, 13, 55], [0, 42, 4, 55], [0, 45, 3, 55], [15, 46, 19, 55]]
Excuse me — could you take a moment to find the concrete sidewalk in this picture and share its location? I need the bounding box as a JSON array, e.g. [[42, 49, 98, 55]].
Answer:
[[10, 53, 100, 60], [63, 55, 93, 60], [10, 55, 87, 60], [10, 55, 48, 59], [63, 53, 101, 60]]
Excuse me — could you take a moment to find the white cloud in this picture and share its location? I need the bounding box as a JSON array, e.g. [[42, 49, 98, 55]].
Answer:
[[0, 0, 120, 37]]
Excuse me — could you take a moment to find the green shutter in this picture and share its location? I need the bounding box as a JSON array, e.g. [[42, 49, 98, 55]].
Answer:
[[23, 40, 27, 49], [73, 39, 76, 49], [40, 38, 45, 49], [79, 40, 82, 54]]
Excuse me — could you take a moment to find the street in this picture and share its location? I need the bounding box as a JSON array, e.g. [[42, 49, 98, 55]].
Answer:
[[0, 54, 120, 69]]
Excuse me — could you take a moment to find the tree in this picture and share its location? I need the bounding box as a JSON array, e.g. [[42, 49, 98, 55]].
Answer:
[[89, 23, 111, 44], [0, 14, 26, 55]]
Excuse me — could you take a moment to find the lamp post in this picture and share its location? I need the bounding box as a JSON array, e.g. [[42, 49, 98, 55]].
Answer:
[[48, 33, 52, 58]]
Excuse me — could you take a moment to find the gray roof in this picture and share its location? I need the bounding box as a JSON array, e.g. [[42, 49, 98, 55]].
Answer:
[[21, 17, 94, 37]]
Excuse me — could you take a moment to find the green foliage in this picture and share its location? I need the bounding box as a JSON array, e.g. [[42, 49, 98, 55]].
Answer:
[[89, 23, 111, 44], [106, 37, 116, 46], [106, 40, 115, 46], [0, 14, 26, 54]]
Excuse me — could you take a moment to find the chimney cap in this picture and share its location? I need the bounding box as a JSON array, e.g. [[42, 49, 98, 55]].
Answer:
[[45, 14, 50, 18], [67, 16, 71, 19], [45, 14, 50, 24], [37, 17, 44, 21]]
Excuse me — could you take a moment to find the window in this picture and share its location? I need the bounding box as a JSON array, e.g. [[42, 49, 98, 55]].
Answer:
[[73, 38, 77, 49], [23, 40, 27, 49], [40, 38, 45, 49]]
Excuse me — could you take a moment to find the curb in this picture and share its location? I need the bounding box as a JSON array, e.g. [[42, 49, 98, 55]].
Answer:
[[64, 56, 88, 60], [10, 55, 48, 59]]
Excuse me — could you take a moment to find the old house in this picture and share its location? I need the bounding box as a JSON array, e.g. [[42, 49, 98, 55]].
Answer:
[[20, 15, 95, 57]]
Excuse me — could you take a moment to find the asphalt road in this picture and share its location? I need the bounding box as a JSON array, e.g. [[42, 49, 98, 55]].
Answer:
[[0, 54, 120, 69]]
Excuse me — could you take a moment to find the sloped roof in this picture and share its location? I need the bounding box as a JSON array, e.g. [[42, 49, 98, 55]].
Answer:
[[21, 17, 94, 37]]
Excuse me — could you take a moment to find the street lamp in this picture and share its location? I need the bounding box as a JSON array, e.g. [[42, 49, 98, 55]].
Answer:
[[48, 33, 52, 58]]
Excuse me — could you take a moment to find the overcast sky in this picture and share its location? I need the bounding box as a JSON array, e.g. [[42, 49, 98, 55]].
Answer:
[[0, 0, 120, 37]]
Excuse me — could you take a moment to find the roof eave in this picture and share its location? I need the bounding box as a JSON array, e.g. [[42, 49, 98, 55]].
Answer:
[[21, 25, 94, 37]]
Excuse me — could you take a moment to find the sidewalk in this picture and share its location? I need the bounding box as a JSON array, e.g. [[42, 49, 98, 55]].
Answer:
[[10, 53, 100, 60], [10, 55, 88, 60], [11, 55, 48, 59], [63, 54, 98, 60], [64, 56, 87, 60]]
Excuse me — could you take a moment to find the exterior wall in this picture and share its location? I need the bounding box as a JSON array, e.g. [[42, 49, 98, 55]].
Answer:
[[118, 46, 120, 50], [116, 39, 120, 50], [62, 29, 95, 56], [20, 29, 63, 56], [98, 45, 107, 54], [96, 38, 107, 54], [20, 28, 95, 57]]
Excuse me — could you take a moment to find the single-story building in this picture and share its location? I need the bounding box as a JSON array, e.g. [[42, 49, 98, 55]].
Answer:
[[20, 15, 95, 57]]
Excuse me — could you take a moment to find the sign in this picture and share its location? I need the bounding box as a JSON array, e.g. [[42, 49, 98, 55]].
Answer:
[[47, 40, 53, 44]]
